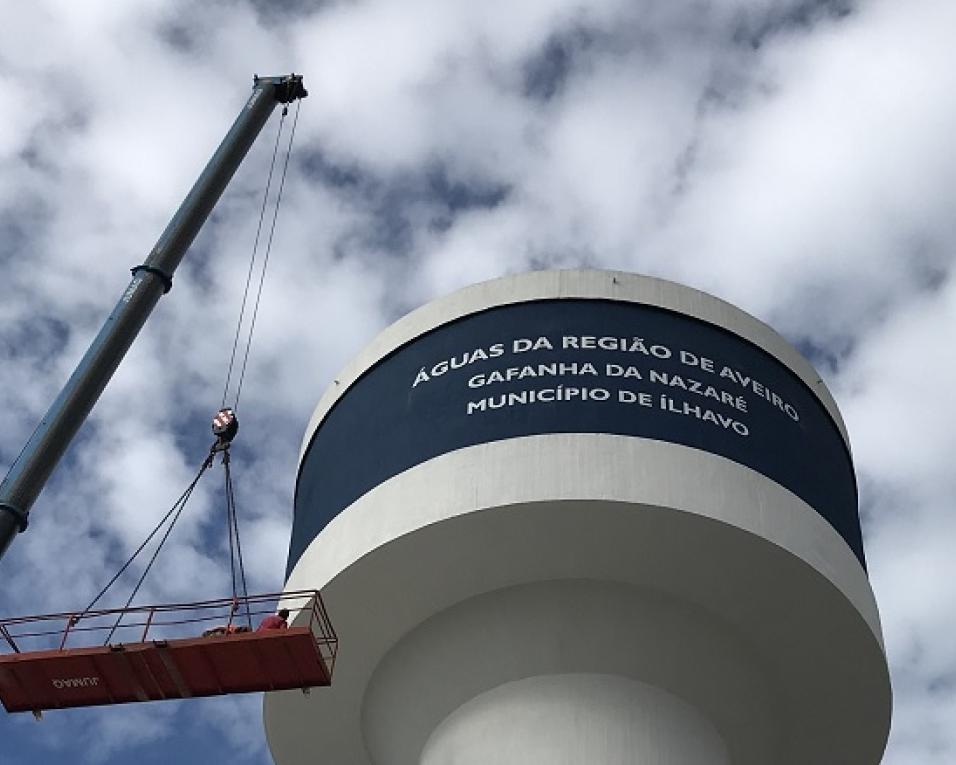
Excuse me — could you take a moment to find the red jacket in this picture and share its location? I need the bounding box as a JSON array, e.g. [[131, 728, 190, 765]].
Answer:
[[256, 615, 288, 631]]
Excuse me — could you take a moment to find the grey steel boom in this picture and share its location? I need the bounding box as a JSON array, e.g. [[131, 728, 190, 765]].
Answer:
[[0, 74, 307, 562]]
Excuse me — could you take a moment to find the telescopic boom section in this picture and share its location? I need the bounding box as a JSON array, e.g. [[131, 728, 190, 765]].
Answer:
[[0, 74, 307, 563]]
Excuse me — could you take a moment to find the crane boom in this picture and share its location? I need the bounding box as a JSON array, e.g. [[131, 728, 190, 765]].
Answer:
[[0, 74, 306, 563]]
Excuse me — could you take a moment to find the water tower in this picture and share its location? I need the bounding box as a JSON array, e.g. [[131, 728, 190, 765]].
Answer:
[[264, 270, 891, 764]]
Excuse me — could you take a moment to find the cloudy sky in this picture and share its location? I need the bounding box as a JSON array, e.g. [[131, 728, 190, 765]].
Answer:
[[0, 0, 953, 762]]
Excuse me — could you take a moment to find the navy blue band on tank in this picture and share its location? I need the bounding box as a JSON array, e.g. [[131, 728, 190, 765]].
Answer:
[[290, 299, 862, 575]]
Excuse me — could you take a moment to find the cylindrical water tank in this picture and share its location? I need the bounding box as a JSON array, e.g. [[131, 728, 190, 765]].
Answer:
[[264, 270, 891, 765]]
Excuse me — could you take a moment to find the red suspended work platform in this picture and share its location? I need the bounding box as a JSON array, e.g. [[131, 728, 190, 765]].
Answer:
[[0, 590, 336, 714]]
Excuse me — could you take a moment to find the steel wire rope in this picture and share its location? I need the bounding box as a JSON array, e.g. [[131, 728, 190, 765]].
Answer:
[[233, 98, 301, 411], [102, 453, 216, 644], [223, 453, 239, 616], [63, 94, 303, 649], [223, 453, 253, 629], [212, 101, 300, 630], [214, 100, 301, 631], [220, 107, 288, 410], [77, 454, 215, 624]]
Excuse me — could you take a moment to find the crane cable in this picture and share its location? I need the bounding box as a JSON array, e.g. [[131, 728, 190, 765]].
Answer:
[[71, 100, 302, 639], [213, 97, 301, 624], [233, 98, 301, 411], [73, 448, 216, 643], [222, 447, 252, 629], [221, 98, 301, 413]]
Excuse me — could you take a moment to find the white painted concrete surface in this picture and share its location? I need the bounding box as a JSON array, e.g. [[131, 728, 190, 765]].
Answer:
[[420, 674, 729, 765], [265, 270, 891, 765]]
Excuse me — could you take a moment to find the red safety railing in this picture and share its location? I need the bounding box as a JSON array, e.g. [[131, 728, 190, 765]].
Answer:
[[0, 591, 337, 713], [0, 590, 334, 662]]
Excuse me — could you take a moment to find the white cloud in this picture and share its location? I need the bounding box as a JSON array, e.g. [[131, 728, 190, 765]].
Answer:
[[0, 0, 953, 762]]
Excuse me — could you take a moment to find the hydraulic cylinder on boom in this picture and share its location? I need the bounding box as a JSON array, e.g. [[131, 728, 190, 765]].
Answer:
[[0, 73, 307, 563]]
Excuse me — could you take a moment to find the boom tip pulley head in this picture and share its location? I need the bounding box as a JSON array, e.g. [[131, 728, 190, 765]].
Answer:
[[253, 73, 308, 103]]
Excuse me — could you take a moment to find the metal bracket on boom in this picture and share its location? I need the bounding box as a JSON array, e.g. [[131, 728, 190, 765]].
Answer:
[[0, 503, 28, 533], [130, 265, 173, 294]]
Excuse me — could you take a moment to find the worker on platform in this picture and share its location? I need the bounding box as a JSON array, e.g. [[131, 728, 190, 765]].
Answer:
[[202, 622, 250, 637], [257, 608, 289, 631]]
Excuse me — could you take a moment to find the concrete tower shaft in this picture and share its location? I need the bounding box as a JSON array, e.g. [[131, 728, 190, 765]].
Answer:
[[265, 270, 891, 764]]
